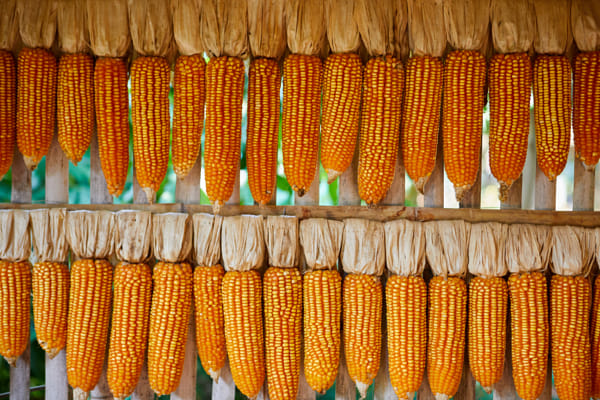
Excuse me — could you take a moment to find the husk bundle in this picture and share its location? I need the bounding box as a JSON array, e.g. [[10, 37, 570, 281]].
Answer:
[[571, 0, 600, 52], [354, 0, 395, 57], [443, 0, 490, 52], [18, 0, 57, 49], [128, 0, 173, 58], [30, 208, 68, 263], [393, 0, 409, 60], [550, 225, 595, 277], [57, 0, 88, 53], [384, 219, 426, 277], [114, 210, 152, 264], [0, 210, 30, 262], [505, 224, 552, 274], [86, 0, 130, 58], [221, 215, 265, 272], [248, 0, 286, 59], [152, 213, 192, 263], [171, 0, 203, 56], [286, 0, 327, 56], [192, 213, 223, 267], [532, 0, 571, 55], [66, 210, 115, 260], [264, 216, 299, 268], [341, 218, 385, 276], [424, 220, 470, 278], [200, 0, 248, 58], [299, 218, 343, 272], [326, 0, 361, 54], [407, 0, 446, 57], [468, 222, 508, 278], [0, 0, 19, 51], [491, 0, 535, 53]]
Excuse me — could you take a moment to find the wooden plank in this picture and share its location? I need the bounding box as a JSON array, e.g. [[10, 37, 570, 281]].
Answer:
[[373, 330, 394, 400], [295, 163, 320, 206], [381, 143, 404, 206], [573, 161, 595, 211], [11, 147, 32, 203], [89, 130, 112, 204], [534, 165, 556, 211], [9, 345, 30, 400], [424, 128, 444, 208], [338, 145, 360, 206], [500, 176, 523, 210], [132, 164, 149, 204], [335, 344, 356, 400]]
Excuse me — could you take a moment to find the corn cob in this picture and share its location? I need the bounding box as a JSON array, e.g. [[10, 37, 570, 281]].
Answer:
[[107, 262, 152, 400], [551, 275, 592, 400], [147, 262, 193, 395], [533, 55, 571, 180], [247, 58, 280, 205], [428, 276, 467, 399], [386, 275, 427, 399], [94, 57, 129, 197], [222, 270, 265, 398], [173, 54, 205, 179], [57, 53, 94, 165], [489, 53, 532, 200], [442, 50, 486, 201], [321, 52, 362, 183], [32, 261, 69, 359], [282, 54, 323, 196], [193, 264, 226, 381], [401, 55, 443, 194], [16, 47, 57, 171], [573, 51, 600, 169], [67, 259, 113, 397], [593, 275, 600, 399], [0, 50, 16, 181], [0, 261, 31, 367], [131, 56, 171, 203]]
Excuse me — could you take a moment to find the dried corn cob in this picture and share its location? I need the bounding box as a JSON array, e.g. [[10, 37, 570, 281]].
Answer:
[[0, 50, 16, 181], [321, 52, 362, 183], [358, 56, 404, 205], [0, 261, 31, 367], [442, 50, 486, 201], [593, 275, 600, 399], [247, 58, 281, 205], [401, 55, 443, 194], [573, 51, 600, 170], [173, 54, 205, 179], [533, 55, 571, 180], [17, 47, 57, 171]]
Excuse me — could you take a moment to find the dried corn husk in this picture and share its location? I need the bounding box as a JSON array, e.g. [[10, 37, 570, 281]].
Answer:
[[505, 224, 552, 274], [491, 0, 535, 53], [443, 0, 490, 52], [341, 219, 385, 276], [407, 0, 446, 57], [152, 213, 192, 263], [18, 0, 57, 49], [0, 0, 19, 51], [57, 0, 88, 53], [468, 222, 508, 278], [66, 210, 115, 260], [30, 208, 68, 263], [221, 215, 265, 272], [192, 213, 223, 267], [571, 0, 600, 52], [200, 0, 248, 58], [171, 0, 202, 56], [264, 216, 299, 268], [326, 0, 361, 54], [0, 210, 30, 262], [394, 0, 409, 60], [114, 210, 152, 264], [355, 0, 395, 57], [86, 0, 130, 58], [299, 218, 343, 272], [286, 0, 327, 56], [550, 225, 595, 277], [384, 220, 426, 277], [532, 0, 571, 54], [248, 0, 286, 59], [425, 220, 470, 278], [128, 0, 173, 58]]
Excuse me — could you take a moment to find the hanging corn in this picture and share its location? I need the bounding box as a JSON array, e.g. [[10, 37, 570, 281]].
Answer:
[[593, 227, 600, 398], [0, 0, 18, 181]]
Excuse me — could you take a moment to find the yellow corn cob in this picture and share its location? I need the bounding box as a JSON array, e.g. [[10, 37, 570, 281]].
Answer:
[[489, 53, 532, 201], [94, 57, 130, 197], [551, 275, 592, 400], [67, 259, 112, 398], [0, 261, 31, 367], [508, 272, 549, 400], [468, 276, 507, 392], [533, 55, 571, 181], [358, 56, 404, 206], [401, 55, 443, 194], [16, 47, 57, 171], [303, 270, 341, 393], [282, 54, 322, 196], [321, 52, 362, 183], [442, 50, 486, 201], [131, 56, 171, 203], [386, 275, 427, 400], [32, 261, 69, 359], [57, 53, 94, 165], [173, 54, 205, 179], [107, 263, 152, 400], [427, 276, 467, 399], [247, 57, 281, 205], [222, 270, 265, 398], [205, 56, 245, 211], [0, 50, 16, 181], [573, 51, 600, 169], [343, 274, 382, 399], [592, 276, 600, 398], [147, 262, 193, 396], [193, 265, 226, 381]]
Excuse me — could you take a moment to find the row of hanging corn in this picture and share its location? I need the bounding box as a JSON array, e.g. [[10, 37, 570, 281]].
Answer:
[[1, 209, 600, 400]]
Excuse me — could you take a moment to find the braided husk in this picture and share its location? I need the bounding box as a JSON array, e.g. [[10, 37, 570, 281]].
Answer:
[[152, 213, 192, 263], [221, 215, 265, 272], [30, 208, 68, 263], [192, 213, 223, 267], [424, 220, 470, 279], [407, 0, 445, 57], [286, 0, 327, 56], [114, 210, 152, 264], [200, 0, 248, 58], [248, 0, 286, 59], [532, 0, 572, 55], [57, 0, 88, 53], [18, 0, 57, 49], [384, 220, 426, 277], [491, 0, 535, 53], [571, 0, 600, 52], [326, 0, 361, 54], [264, 216, 299, 268], [443, 0, 490, 51], [86, 0, 130, 57], [468, 222, 508, 278], [171, 0, 202, 56], [341, 219, 385, 276], [550, 226, 595, 277], [128, 0, 174, 58], [0, 0, 19, 51], [0, 210, 30, 262], [299, 218, 343, 272], [505, 224, 551, 274], [66, 210, 115, 260], [355, 0, 395, 57]]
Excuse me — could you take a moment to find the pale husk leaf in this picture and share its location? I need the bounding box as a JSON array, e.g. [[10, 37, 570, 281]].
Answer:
[[128, 0, 173, 57], [18, 0, 57, 49], [221, 215, 265, 272], [384, 220, 426, 277], [550, 225, 595, 277], [0, 0, 19, 51], [443, 0, 490, 51], [152, 213, 192, 263], [299, 218, 343, 272], [355, 0, 395, 56], [394, 0, 409, 59], [30, 208, 68, 263], [532, 0, 571, 54], [66, 210, 115, 260], [57, 0, 88, 53], [468, 222, 508, 278], [505, 224, 551, 274], [114, 210, 152, 263], [248, 0, 287, 59], [407, 0, 446, 57], [571, 0, 600, 52], [326, 0, 361, 54], [264, 216, 299, 268], [192, 213, 223, 267], [491, 0, 535, 53], [200, 0, 249, 58], [424, 220, 470, 278], [0, 210, 30, 262], [286, 0, 327, 56], [171, 0, 202, 56], [341, 219, 385, 276], [86, 0, 130, 57]]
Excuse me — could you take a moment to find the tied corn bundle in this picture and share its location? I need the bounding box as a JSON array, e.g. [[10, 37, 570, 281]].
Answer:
[[0, 0, 18, 180]]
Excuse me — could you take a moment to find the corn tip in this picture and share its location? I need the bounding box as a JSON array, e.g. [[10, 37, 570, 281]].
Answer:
[[208, 368, 220, 382], [142, 187, 156, 204], [498, 182, 511, 202], [212, 200, 223, 215], [46, 346, 61, 360], [356, 381, 370, 400], [73, 388, 88, 400], [482, 385, 494, 394], [454, 184, 472, 202], [4, 356, 16, 367], [415, 176, 428, 194], [434, 395, 450, 400], [326, 169, 341, 184], [23, 156, 39, 171]]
